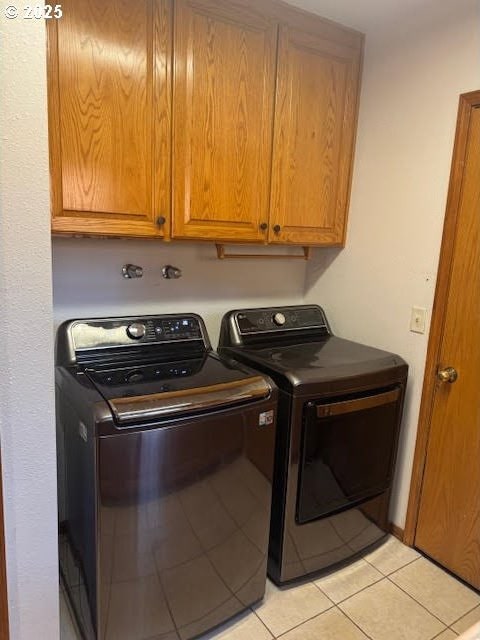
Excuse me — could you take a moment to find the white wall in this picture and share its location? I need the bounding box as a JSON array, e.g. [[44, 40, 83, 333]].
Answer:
[[52, 239, 307, 346], [0, 15, 59, 640], [305, 0, 480, 527]]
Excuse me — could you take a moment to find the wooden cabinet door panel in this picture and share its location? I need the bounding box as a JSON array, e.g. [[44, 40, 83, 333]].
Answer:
[[270, 25, 362, 245], [172, 0, 276, 242], [49, 0, 171, 237]]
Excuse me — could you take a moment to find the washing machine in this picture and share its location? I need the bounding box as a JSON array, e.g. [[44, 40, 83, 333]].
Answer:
[[56, 313, 277, 639]]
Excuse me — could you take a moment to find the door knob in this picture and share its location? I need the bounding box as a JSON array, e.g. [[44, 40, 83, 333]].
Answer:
[[273, 224, 281, 234], [259, 222, 268, 231], [437, 366, 458, 383]]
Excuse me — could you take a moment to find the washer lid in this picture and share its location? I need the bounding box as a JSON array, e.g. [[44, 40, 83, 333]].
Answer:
[[224, 337, 407, 393], [85, 353, 271, 425]]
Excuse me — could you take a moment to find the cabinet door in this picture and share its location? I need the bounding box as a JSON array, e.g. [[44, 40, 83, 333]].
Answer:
[[172, 0, 276, 242], [270, 21, 363, 246], [48, 0, 171, 238]]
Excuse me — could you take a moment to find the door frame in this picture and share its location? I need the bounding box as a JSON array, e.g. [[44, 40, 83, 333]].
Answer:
[[404, 90, 480, 546], [0, 452, 9, 639]]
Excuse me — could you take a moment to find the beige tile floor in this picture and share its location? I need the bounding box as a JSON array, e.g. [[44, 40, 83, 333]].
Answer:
[[60, 536, 480, 640]]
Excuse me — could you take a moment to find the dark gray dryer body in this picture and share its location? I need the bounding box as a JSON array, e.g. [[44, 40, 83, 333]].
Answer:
[[218, 305, 408, 585]]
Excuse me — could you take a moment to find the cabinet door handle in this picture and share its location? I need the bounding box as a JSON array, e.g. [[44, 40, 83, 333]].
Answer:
[[156, 216, 166, 227], [259, 222, 268, 231], [273, 224, 281, 234]]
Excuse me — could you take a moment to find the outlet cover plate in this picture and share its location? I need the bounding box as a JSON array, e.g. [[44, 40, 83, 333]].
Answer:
[[410, 306, 427, 334]]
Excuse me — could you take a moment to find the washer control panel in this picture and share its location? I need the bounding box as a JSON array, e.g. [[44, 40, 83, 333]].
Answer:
[[71, 315, 204, 352], [235, 306, 329, 335]]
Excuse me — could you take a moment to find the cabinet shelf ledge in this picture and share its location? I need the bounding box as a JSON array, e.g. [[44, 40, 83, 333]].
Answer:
[[215, 244, 311, 260]]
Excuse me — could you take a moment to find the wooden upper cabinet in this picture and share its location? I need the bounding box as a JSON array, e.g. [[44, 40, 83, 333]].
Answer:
[[48, 0, 171, 238], [269, 7, 363, 246], [47, 0, 363, 246], [171, 0, 277, 242]]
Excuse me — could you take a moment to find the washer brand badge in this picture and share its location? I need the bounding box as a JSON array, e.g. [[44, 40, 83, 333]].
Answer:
[[259, 410, 274, 427], [79, 421, 88, 442]]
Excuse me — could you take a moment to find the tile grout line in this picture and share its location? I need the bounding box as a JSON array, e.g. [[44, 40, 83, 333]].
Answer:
[[254, 601, 336, 639], [385, 552, 480, 629], [319, 546, 471, 640], [362, 551, 421, 578], [285, 544, 430, 639], [448, 602, 480, 631], [338, 604, 375, 640], [432, 629, 458, 639], [430, 631, 447, 640], [249, 605, 277, 638], [311, 571, 385, 606], [385, 572, 456, 631], [273, 603, 366, 639], [335, 575, 448, 640]]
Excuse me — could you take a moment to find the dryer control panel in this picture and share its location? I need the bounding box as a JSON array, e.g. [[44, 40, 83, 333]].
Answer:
[[234, 306, 330, 336]]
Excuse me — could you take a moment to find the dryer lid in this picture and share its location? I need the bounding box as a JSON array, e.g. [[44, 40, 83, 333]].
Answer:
[[222, 337, 407, 394]]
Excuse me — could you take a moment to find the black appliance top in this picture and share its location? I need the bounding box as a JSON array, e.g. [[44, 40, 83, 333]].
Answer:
[[218, 305, 408, 395], [85, 352, 255, 400], [56, 314, 272, 425]]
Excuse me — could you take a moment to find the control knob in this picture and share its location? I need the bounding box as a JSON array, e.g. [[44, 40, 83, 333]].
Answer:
[[126, 323, 146, 340], [126, 371, 144, 383], [273, 312, 286, 327]]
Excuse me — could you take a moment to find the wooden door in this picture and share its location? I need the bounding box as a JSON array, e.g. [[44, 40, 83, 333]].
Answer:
[[48, 0, 171, 238], [172, 0, 277, 242], [411, 93, 480, 588], [269, 9, 363, 246]]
